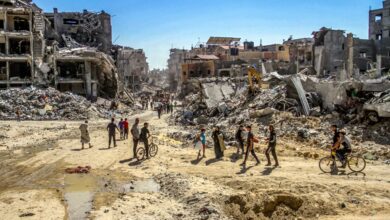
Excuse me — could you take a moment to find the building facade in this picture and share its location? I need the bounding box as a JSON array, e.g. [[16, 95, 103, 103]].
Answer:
[[116, 47, 148, 91]]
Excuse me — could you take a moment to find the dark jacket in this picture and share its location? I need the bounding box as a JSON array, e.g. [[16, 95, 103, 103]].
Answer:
[[235, 129, 243, 141], [107, 122, 118, 135], [268, 131, 276, 147], [140, 127, 150, 142]]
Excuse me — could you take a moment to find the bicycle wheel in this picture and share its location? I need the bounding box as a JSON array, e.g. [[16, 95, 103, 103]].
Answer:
[[136, 148, 145, 161], [319, 156, 334, 173], [348, 156, 366, 172], [149, 144, 158, 157]]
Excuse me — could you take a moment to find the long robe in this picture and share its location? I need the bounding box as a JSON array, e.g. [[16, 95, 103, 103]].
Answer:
[[79, 124, 91, 144], [212, 131, 224, 159]]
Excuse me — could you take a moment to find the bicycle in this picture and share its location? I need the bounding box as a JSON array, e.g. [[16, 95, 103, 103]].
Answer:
[[136, 137, 158, 161], [319, 148, 366, 174]]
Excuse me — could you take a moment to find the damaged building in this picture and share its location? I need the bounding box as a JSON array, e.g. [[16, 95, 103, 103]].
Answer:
[[114, 46, 149, 91], [0, 0, 40, 89], [0, 0, 125, 98], [167, 48, 194, 90]]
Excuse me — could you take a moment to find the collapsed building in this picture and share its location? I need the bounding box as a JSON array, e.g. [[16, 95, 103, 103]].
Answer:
[[113, 46, 149, 92], [172, 1, 390, 140], [0, 0, 149, 99], [167, 48, 194, 91]]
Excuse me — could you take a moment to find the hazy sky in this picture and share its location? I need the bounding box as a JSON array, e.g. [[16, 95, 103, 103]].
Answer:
[[34, 0, 383, 69]]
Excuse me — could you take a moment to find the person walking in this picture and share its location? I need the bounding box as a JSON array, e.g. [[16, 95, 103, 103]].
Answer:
[[79, 120, 92, 150], [16, 108, 21, 122], [140, 123, 151, 159], [165, 102, 169, 114], [241, 125, 260, 167], [169, 102, 174, 114], [235, 125, 245, 155], [118, 118, 124, 140], [212, 126, 225, 159], [107, 118, 119, 148], [131, 118, 140, 158], [124, 118, 129, 139], [265, 125, 279, 167], [197, 128, 207, 159], [157, 105, 163, 119]]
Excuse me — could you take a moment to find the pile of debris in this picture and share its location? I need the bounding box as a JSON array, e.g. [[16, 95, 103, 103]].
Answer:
[[0, 87, 133, 120], [171, 73, 390, 160]]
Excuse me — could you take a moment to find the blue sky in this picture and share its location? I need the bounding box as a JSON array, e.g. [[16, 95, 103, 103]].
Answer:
[[34, 0, 383, 69]]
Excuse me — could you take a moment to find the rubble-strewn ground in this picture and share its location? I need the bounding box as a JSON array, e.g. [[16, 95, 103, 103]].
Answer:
[[0, 111, 389, 220]]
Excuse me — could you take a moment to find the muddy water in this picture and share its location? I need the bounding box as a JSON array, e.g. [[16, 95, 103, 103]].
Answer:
[[64, 174, 97, 220], [122, 179, 160, 193]]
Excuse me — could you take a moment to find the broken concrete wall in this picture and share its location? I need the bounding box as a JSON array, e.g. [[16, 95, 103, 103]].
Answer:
[[202, 79, 235, 108], [314, 82, 349, 110], [44, 9, 112, 54]]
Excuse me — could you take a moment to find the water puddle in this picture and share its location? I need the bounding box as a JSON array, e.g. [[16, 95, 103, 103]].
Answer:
[[64, 174, 97, 220], [122, 179, 160, 193]]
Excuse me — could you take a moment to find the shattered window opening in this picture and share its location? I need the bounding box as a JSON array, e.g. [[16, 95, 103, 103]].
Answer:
[[0, 43, 5, 54], [0, 61, 6, 80], [375, 14, 382, 22], [63, 19, 80, 25], [13, 17, 30, 31], [9, 38, 30, 55], [57, 62, 85, 79], [9, 61, 31, 79]]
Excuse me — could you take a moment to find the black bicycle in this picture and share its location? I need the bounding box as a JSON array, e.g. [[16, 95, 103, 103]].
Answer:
[[136, 137, 158, 161]]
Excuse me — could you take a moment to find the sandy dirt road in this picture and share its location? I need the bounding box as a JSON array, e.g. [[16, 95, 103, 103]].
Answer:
[[0, 110, 389, 220]]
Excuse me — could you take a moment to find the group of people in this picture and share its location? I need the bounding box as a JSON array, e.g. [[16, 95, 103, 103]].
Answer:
[[195, 124, 279, 168], [118, 118, 129, 140], [156, 101, 175, 119], [77, 117, 352, 171], [78, 118, 152, 160]]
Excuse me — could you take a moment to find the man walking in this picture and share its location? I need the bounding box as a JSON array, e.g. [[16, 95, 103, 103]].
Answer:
[[118, 118, 124, 140], [241, 125, 260, 167], [107, 118, 119, 148], [131, 118, 140, 158], [124, 118, 129, 139], [79, 120, 92, 150], [157, 105, 163, 119], [235, 125, 245, 155], [265, 125, 279, 167], [140, 123, 151, 159]]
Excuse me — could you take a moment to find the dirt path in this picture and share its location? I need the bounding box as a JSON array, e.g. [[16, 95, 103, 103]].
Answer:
[[0, 110, 389, 220]]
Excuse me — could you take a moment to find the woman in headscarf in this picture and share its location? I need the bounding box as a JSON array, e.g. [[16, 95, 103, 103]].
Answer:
[[212, 126, 225, 159]]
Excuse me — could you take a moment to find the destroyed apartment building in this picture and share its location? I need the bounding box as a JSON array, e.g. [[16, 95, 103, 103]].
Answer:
[[0, 0, 147, 99], [113, 45, 149, 92]]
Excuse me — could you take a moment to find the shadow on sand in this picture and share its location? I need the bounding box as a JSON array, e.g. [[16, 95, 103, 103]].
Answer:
[[119, 158, 134, 164], [205, 158, 222, 166], [261, 166, 277, 176], [128, 160, 143, 166], [237, 165, 254, 174], [191, 157, 203, 165]]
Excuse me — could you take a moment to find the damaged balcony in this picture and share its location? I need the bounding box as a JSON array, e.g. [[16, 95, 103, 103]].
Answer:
[[55, 59, 98, 98], [0, 60, 32, 87]]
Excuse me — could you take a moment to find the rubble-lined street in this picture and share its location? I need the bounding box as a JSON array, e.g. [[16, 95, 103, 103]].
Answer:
[[1, 0, 390, 219], [0, 112, 389, 220]]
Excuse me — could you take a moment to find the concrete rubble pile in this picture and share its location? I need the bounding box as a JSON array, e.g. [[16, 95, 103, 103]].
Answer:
[[171, 73, 390, 161], [0, 87, 132, 120]]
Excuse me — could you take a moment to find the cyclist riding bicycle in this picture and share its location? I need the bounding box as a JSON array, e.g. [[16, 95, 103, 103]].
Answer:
[[332, 129, 352, 168]]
